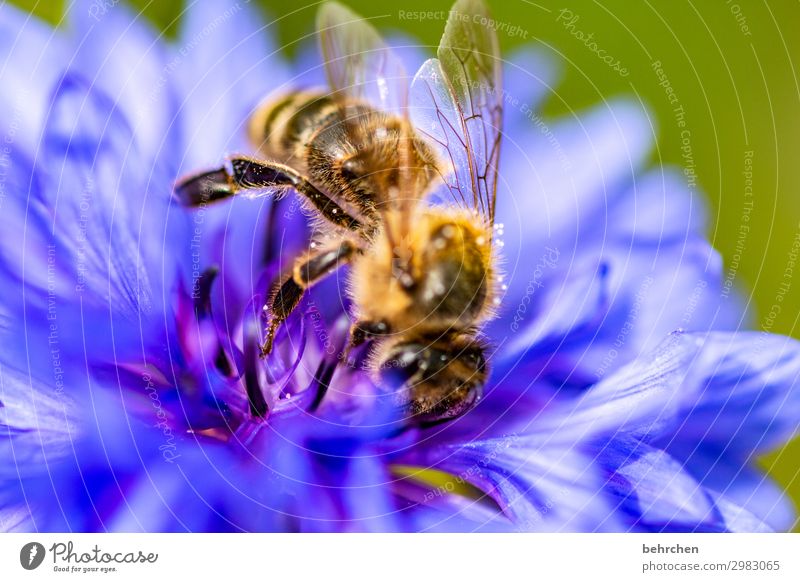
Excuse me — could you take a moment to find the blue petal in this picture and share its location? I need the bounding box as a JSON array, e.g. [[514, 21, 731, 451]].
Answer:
[[291, 40, 328, 88], [399, 480, 514, 532], [250, 412, 403, 532], [598, 237, 735, 360], [0, 505, 32, 532], [0, 147, 76, 302], [595, 439, 780, 532], [41, 73, 184, 321], [707, 491, 774, 533], [498, 99, 654, 305], [445, 324, 704, 448], [98, 442, 280, 532], [662, 442, 796, 531], [175, 0, 289, 169], [594, 439, 723, 532], [3, 385, 262, 532], [609, 167, 707, 244], [0, 364, 78, 479], [529, 331, 703, 443], [522, 236, 739, 390], [663, 332, 800, 455], [497, 259, 609, 361], [424, 437, 624, 532], [0, 5, 67, 153], [67, 0, 178, 167], [503, 47, 560, 127]]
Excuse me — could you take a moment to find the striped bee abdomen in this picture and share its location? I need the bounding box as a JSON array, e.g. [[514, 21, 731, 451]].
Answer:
[[248, 90, 339, 165]]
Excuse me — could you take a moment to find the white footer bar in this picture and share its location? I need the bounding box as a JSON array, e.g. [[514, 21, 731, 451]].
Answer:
[[1, 533, 798, 581]]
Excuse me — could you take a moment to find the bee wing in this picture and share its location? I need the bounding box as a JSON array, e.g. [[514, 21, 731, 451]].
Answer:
[[317, 2, 409, 113], [410, 0, 503, 224], [317, 2, 419, 248]]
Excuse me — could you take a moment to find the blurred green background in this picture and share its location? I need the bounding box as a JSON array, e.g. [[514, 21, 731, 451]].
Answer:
[[15, 0, 800, 526]]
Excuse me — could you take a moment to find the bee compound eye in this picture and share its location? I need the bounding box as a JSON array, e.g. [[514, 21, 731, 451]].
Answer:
[[466, 349, 487, 373], [378, 343, 486, 424], [379, 344, 423, 387]]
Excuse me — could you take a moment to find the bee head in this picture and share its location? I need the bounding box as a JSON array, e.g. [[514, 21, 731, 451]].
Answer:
[[379, 335, 487, 425]]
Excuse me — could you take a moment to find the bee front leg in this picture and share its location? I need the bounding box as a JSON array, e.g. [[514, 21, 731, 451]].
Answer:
[[261, 277, 305, 357], [175, 156, 363, 232], [341, 320, 390, 365], [261, 241, 356, 357], [349, 320, 390, 348]]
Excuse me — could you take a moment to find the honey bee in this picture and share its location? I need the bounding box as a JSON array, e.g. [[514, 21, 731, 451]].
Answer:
[[175, 0, 503, 424]]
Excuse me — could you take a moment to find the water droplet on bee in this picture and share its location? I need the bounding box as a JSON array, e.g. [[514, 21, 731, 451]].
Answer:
[[501, 284, 508, 291]]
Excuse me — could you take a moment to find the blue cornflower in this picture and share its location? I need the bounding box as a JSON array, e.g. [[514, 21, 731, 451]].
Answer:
[[1, 0, 799, 532]]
